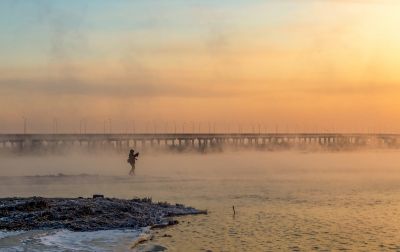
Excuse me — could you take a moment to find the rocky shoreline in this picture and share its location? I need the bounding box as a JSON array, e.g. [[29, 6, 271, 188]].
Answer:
[[0, 196, 207, 232]]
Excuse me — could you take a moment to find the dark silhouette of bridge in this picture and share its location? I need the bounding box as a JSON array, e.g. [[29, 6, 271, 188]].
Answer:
[[1, 133, 399, 153]]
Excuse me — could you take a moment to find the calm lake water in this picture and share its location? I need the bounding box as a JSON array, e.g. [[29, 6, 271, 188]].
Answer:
[[1, 150, 400, 251]]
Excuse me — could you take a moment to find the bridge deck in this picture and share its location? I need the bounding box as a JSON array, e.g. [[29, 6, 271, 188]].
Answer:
[[0, 133, 399, 152], [1, 133, 399, 141]]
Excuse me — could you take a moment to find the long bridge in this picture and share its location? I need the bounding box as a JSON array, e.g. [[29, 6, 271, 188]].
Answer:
[[0, 133, 399, 153]]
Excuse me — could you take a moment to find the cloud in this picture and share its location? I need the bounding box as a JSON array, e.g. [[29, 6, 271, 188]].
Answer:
[[0, 77, 242, 98], [300, 83, 400, 96]]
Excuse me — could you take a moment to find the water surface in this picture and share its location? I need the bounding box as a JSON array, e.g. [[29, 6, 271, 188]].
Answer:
[[1, 151, 400, 251]]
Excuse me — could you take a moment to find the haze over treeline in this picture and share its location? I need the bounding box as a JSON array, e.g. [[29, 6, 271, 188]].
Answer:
[[1, 0, 400, 133]]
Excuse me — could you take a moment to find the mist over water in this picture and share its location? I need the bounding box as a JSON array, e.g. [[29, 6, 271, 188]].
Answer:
[[2, 150, 400, 251], [1, 149, 400, 179]]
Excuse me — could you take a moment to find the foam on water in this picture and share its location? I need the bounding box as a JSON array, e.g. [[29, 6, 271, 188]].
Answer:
[[0, 231, 23, 239], [0, 228, 149, 252], [40, 229, 148, 251], [0, 230, 28, 252]]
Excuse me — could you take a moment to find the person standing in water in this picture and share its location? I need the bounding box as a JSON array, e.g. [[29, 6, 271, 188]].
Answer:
[[127, 149, 139, 176]]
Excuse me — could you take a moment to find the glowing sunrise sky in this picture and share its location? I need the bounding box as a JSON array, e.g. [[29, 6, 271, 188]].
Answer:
[[1, 0, 400, 133]]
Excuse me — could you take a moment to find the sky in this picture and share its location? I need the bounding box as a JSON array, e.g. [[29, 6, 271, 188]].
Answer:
[[1, 0, 400, 133]]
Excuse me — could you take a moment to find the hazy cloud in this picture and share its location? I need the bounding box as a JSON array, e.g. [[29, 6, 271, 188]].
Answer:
[[301, 83, 400, 96], [0, 77, 243, 98]]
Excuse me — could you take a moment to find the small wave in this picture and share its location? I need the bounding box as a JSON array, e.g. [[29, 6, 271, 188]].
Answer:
[[39, 228, 148, 252], [0, 230, 23, 239], [0, 231, 26, 252]]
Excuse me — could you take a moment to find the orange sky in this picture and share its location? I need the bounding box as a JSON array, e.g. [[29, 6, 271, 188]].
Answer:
[[1, 1, 400, 133]]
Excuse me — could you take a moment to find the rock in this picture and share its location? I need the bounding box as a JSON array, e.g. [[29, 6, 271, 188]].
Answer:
[[135, 244, 167, 252], [151, 218, 179, 229], [131, 233, 154, 249], [144, 244, 167, 251], [92, 194, 104, 199], [0, 197, 207, 232]]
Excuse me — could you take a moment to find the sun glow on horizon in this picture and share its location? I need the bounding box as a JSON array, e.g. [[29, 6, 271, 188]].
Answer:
[[1, 0, 400, 133]]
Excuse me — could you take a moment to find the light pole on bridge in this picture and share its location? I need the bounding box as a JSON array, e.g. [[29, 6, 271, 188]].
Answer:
[[53, 118, 58, 134], [22, 117, 27, 134], [153, 121, 157, 134], [174, 121, 177, 134], [164, 122, 168, 134]]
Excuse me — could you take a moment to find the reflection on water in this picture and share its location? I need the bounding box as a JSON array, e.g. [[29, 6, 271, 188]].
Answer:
[[1, 151, 400, 251]]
